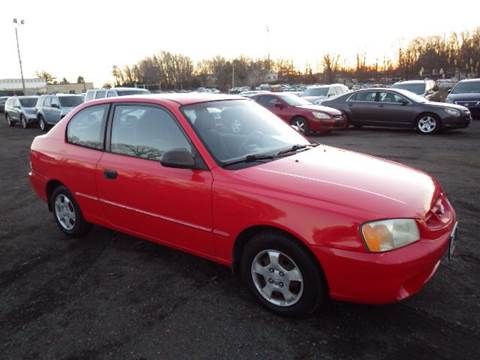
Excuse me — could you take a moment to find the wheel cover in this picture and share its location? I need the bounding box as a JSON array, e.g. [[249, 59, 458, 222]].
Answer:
[[21, 117, 26, 128], [54, 194, 76, 231], [294, 119, 305, 133], [251, 249, 304, 307], [418, 116, 437, 133], [39, 118, 45, 130]]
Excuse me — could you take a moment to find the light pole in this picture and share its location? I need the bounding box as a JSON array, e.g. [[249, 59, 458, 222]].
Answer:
[[13, 18, 26, 94]]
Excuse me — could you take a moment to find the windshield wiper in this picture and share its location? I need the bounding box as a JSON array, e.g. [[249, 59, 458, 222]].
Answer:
[[222, 153, 276, 167], [276, 143, 318, 157]]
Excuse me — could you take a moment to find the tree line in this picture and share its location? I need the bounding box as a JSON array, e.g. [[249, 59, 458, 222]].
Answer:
[[110, 27, 479, 90]]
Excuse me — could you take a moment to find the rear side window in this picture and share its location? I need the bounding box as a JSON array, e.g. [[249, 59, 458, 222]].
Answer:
[[348, 91, 377, 102], [110, 105, 191, 161], [67, 105, 108, 150]]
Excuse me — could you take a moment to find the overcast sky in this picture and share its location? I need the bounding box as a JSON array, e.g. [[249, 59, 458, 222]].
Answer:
[[1, 0, 479, 86]]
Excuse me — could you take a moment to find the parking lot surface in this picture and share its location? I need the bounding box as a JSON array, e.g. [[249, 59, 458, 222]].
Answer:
[[1, 121, 479, 359]]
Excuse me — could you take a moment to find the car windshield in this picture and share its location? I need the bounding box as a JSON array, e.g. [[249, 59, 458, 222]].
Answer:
[[304, 87, 328, 97], [116, 89, 150, 96], [277, 93, 311, 106], [19, 97, 38, 107], [182, 99, 310, 166], [392, 83, 426, 95], [393, 89, 427, 103], [451, 81, 480, 94], [59, 96, 83, 107]]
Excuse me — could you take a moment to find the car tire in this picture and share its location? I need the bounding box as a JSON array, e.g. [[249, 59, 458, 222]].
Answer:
[[291, 117, 310, 136], [38, 116, 47, 132], [21, 115, 28, 129], [240, 230, 326, 316], [6, 114, 15, 127], [416, 114, 440, 135], [51, 185, 91, 238]]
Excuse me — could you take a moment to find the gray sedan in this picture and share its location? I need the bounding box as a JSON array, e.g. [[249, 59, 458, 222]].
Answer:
[[322, 88, 472, 134]]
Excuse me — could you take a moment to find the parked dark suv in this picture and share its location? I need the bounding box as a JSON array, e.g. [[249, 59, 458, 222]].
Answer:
[[36, 94, 84, 131], [4, 96, 39, 129], [446, 79, 480, 118]]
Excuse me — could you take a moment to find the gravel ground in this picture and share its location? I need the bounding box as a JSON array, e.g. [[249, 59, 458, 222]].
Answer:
[[0, 119, 479, 360]]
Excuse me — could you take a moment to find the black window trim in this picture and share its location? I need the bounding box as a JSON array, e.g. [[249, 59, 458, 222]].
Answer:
[[346, 91, 378, 103], [65, 103, 111, 151], [106, 102, 208, 170]]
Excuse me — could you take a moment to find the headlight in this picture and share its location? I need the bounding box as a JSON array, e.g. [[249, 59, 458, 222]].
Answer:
[[361, 219, 420, 252], [444, 108, 460, 116], [312, 111, 330, 119]]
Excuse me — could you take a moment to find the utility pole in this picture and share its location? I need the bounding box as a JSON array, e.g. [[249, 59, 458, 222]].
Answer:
[[232, 61, 235, 89], [13, 18, 26, 94]]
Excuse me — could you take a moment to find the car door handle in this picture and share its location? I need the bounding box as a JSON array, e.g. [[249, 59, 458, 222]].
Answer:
[[104, 169, 118, 180]]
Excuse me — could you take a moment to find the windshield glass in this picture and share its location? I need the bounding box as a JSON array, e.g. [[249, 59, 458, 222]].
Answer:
[[304, 87, 328, 97], [19, 97, 38, 107], [277, 93, 311, 106], [59, 96, 83, 107], [392, 83, 426, 95], [116, 89, 150, 96], [451, 81, 480, 94], [394, 89, 427, 103], [182, 100, 310, 166]]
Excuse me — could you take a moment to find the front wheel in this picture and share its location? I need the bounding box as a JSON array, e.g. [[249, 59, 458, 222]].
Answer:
[[6, 114, 14, 127], [291, 117, 310, 135], [51, 186, 91, 237], [21, 115, 28, 129], [416, 114, 439, 135], [38, 116, 47, 132], [241, 231, 326, 316]]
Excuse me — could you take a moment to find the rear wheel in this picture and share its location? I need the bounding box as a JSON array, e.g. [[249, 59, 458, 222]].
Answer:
[[291, 117, 310, 136], [416, 114, 439, 135], [241, 231, 326, 316], [51, 186, 91, 237], [38, 116, 47, 132]]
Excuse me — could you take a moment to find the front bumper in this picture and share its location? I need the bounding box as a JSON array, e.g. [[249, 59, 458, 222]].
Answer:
[[312, 222, 455, 304], [442, 113, 472, 129], [309, 116, 347, 132]]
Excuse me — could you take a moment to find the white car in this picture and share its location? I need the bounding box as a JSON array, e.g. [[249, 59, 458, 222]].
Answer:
[[302, 84, 349, 104]]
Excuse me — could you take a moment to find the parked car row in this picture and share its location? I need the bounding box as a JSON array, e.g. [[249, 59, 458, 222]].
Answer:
[[3, 87, 150, 130]]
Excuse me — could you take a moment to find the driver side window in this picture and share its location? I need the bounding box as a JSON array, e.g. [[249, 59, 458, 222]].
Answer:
[[110, 105, 192, 162]]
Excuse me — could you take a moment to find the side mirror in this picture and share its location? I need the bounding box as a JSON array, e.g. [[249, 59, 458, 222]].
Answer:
[[161, 148, 196, 169], [447, 89, 452, 94], [399, 99, 408, 106]]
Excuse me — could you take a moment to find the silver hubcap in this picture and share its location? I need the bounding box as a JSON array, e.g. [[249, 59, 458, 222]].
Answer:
[[294, 119, 305, 133], [54, 194, 76, 231], [251, 249, 304, 307], [40, 119, 45, 130], [418, 116, 437, 133], [22, 117, 26, 128]]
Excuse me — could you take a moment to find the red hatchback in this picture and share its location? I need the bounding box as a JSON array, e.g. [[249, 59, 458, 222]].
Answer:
[[30, 94, 457, 316], [250, 92, 347, 135]]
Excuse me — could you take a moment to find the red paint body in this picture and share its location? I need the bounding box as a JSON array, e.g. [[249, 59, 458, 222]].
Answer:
[[29, 94, 456, 304]]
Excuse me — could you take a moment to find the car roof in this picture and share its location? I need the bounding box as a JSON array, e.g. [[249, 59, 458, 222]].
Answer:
[[86, 93, 246, 106], [458, 78, 480, 83], [394, 80, 430, 84], [111, 87, 149, 91]]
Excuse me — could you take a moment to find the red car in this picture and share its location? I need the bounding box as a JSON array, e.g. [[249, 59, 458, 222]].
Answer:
[[250, 92, 347, 135], [29, 94, 457, 316]]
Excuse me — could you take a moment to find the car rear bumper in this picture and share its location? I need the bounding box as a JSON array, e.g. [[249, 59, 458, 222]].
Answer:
[[312, 223, 454, 304], [29, 169, 49, 203]]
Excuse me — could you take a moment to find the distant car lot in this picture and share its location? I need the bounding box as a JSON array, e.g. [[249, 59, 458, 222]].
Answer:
[[0, 118, 479, 358]]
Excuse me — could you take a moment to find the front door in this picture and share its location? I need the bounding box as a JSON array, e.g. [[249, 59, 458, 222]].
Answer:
[[96, 103, 214, 257]]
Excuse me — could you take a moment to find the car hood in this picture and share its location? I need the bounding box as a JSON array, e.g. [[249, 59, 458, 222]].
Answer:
[[295, 104, 342, 115], [238, 145, 438, 220], [447, 93, 480, 101], [425, 101, 469, 111]]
